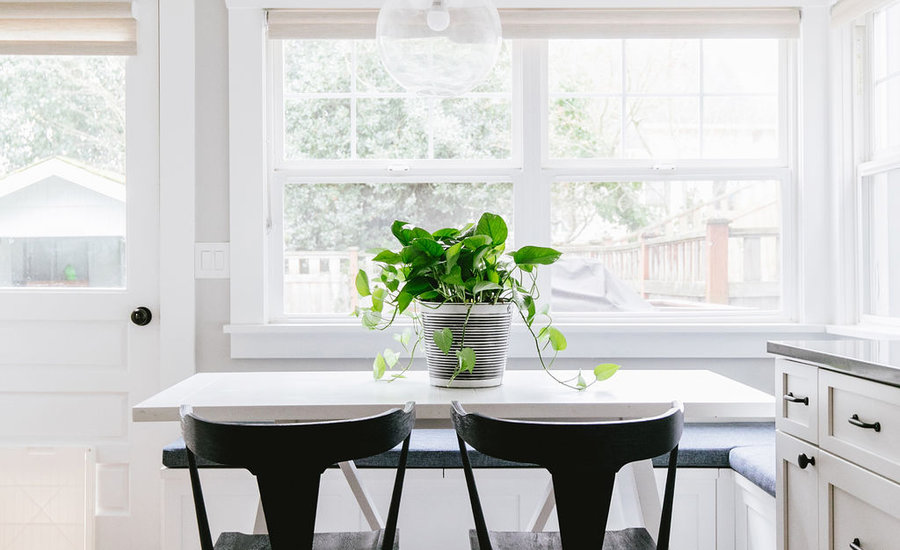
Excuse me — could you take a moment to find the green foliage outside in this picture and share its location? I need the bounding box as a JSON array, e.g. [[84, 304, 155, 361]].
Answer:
[[0, 56, 126, 177]]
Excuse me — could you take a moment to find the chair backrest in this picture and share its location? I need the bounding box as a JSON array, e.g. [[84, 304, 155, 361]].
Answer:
[[182, 402, 416, 550], [452, 401, 684, 550]]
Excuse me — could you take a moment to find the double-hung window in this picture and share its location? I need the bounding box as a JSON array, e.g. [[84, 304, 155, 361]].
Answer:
[[263, 8, 798, 323], [839, 0, 900, 324]]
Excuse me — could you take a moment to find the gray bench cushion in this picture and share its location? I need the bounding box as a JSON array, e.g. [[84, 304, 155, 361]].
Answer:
[[729, 445, 776, 497], [164, 422, 774, 470]]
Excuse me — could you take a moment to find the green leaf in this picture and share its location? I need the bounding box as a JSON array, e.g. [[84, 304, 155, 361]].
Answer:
[[463, 235, 492, 250], [371, 287, 386, 312], [442, 265, 465, 286], [537, 325, 551, 342], [432, 228, 459, 239], [593, 363, 620, 381], [548, 327, 567, 351], [397, 292, 415, 314], [413, 238, 445, 258], [372, 250, 402, 264], [446, 242, 464, 269], [391, 220, 410, 244], [383, 348, 400, 369], [355, 270, 370, 297], [576, 371, 587, 390], [472, 281, 502, 295], [524, 295, 536, 324], [393, 328, 413, 349], [410, 227, 433, 241], [385, 278, 399, 292], [475, 212, 509, 245], [512, 246, 563, 266], [373, 353, 387, 380], [401, 276, 435, 297], [457, 347, 476, 373], [433, 328, 454, 355], [362, 309, 381, 329]]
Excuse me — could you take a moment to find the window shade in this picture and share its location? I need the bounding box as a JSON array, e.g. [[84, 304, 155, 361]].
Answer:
[[831, 0, 897, 26], [0, 1, 136, 55], [267, 8, 800, 40]]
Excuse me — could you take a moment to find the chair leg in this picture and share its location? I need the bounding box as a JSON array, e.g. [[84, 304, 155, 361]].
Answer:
[[339, 461, 385, 530], [526, 480, 555, 532], [631, 460, 662, 542]]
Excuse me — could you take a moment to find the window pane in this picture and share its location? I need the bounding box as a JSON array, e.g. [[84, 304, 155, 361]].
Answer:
[[862, 169, 900, 318], [551, 180, 781, 312], [625, 97, 700, 158], [0, 56, 126, 288], [284, 40, 352, 94], [281, 40, 513, 162], [549, 40, 621, 94], [549, 39, 781, 160], [873, 3, 900, 154], [357, 98, 428, 159], [284, 99, 351, 159], [282, 182, 514, 314], [626, 40, 700, 94]]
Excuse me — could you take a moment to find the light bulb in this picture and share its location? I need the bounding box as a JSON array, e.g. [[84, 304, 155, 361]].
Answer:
[[426, 3, 450, 32]]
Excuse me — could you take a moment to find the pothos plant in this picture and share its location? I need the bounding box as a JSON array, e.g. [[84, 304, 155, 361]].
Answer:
[[353, 212, 619, 390]]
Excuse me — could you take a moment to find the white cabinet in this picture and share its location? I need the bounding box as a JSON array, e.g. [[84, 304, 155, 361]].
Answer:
[[773, 356, 900, 550], [775, 432, 818, 550]]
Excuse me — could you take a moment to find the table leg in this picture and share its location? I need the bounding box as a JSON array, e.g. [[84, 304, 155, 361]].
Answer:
[[339, 460, 385, 530], [253, 500, 268, 534], [527, 480, 556, 532], [631, 459, 661, 542]]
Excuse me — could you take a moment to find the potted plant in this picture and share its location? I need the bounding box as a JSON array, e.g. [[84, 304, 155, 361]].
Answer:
[[354, 212, 619, 390]]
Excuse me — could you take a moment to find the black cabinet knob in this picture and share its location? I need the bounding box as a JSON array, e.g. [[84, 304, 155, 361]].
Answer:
[[131, 307, 152, 326], [798, 453, 815, 469]]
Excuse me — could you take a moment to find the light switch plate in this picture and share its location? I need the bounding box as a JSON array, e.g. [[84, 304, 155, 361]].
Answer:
[[195, 243, 230, 279]]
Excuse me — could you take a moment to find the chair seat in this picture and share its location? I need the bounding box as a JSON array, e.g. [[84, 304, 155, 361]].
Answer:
[[468, 528, 655, 550], [214, 530, 400, 550]]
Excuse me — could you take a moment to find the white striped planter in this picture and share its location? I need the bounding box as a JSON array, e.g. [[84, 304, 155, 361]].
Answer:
[[419, 302, 514, 388]]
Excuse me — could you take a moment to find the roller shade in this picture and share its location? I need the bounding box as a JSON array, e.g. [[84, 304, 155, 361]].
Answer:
[[0, 1, 136, 55], [831, 0, 897, 26], [267, 8, 800, 40]]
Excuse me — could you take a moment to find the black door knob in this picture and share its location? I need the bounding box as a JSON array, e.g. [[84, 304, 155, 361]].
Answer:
[[798, 453, 815, 469], [131, 307, 152, 326]]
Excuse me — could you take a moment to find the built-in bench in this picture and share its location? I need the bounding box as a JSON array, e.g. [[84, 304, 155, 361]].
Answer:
[[163, 422, 775, 495]]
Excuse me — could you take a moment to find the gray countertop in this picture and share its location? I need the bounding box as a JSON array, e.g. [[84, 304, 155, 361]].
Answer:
[[768, 339, 900, 388]]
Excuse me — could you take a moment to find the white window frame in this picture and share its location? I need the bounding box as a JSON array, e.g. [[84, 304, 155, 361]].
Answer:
[[855, 6, 900, 327], [225, 1, 829, 360]]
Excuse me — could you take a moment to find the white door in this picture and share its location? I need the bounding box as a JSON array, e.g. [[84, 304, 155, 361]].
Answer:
[[0, 2, 163, 549]]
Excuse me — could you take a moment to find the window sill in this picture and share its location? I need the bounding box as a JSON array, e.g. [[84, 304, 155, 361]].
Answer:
[[826, 324, 900, 339], [224, 322, 825, 359]]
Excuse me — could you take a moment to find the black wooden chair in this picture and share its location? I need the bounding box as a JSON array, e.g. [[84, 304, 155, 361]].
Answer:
[[181, 402, 416, 550], [451, 400, 684, 550]]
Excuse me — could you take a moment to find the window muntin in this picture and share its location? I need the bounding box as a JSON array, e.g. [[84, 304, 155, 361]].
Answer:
[[0, 56, 126, 288], [280, 181, 514, 315], [548, 39, 781, 160], [551, 179, 781, 312], [279, 40, 513, 162]]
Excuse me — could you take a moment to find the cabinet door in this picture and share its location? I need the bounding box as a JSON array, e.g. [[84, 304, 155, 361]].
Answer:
[[818, 450, 900, 550], [776, 432, 818, 550], [776, 359, 818, 444]]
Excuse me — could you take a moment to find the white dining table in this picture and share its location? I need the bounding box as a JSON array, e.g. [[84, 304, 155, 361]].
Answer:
[[134, 369, 774, 539]]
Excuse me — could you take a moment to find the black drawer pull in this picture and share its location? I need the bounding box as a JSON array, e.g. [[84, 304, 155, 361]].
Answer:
[[849, 538, 863, 550], [797, 453, 815, 469], [783, 392, 809, 405], [848, 414, 881, 432]]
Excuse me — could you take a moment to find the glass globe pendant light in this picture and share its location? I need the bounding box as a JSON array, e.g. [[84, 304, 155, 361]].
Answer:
[[376, 0, 502, 97]]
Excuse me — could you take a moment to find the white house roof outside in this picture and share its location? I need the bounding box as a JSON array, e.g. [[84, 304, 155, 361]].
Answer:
[[0, 157, 125, 238]]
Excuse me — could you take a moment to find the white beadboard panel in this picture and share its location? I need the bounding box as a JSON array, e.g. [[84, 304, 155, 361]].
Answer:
[[0, 447, 90, 550], [95, 464, 129, 516], [0, 321, 126, 368], [0, 392, 127, 440]]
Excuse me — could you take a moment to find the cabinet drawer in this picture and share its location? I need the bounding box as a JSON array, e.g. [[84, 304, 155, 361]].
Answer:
[[818, 450, 900, 550], [776, 359, 818, 444], [776, 432, 818, 550], [819, 370, 900, 482]]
